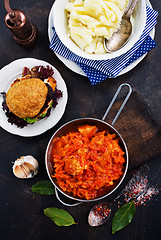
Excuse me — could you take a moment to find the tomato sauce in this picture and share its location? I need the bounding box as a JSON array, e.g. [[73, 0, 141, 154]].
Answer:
[[51, 124, 125, 200]]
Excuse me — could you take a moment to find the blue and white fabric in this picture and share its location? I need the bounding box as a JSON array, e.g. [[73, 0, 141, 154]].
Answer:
[[50, 5, 158, 85]]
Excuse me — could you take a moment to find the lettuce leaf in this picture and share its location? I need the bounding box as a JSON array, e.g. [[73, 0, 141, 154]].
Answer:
[[23, 117, 38, 123]]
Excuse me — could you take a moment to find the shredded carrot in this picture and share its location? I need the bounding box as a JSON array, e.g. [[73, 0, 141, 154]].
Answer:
[[51, 124, 125, 200]]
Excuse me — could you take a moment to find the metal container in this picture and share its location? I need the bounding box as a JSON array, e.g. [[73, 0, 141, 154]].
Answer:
[[45, 83, 132, 206]]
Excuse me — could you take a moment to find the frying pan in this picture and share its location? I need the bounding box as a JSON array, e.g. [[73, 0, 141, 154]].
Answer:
[[45, 83, 132, 206]]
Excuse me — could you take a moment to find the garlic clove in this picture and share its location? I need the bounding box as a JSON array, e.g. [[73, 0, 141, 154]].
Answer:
[[13, 155, 39, 179], [13, 165, 27, 179]]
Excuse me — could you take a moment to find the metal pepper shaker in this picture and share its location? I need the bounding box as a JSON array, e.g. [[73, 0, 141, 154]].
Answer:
[[4, 0, 38, 47]]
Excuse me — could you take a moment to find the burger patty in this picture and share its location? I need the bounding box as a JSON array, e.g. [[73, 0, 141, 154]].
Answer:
[[6, 78, 48, 118], [2, 83, 62, 128]]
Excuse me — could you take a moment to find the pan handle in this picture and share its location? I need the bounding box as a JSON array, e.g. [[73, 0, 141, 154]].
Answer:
[[55, 187, 82, 207], [102, 83, 132, 126]]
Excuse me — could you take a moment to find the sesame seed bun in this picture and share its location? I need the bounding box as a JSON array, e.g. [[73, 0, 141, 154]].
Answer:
[[6, 78, 48, 118]]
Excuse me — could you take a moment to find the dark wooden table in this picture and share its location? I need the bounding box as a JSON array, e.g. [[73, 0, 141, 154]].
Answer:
[[0, 0, 161, 239]]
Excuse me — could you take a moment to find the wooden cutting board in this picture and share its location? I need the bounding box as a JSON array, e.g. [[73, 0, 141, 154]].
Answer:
[[91, 92, 161, 171]]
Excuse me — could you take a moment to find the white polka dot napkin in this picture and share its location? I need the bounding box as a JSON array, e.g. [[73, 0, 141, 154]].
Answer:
[[50, 5, 158, 85]]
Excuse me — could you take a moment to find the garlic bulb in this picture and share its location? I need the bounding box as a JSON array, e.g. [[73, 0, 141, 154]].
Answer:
[[13, 155, 39, 179]]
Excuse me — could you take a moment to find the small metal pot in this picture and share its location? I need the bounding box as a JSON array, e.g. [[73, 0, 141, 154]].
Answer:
[[45, 83, 132, 206]]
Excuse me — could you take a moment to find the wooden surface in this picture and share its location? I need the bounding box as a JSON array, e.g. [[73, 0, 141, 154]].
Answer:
[[0, 0, 161, 239], [92, 91, 161, 170]]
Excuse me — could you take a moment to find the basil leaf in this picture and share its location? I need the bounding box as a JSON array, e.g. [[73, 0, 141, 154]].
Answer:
[[112, 201, 136, 234], [44, 207, 77, 226], [31, 180, 55, 195]]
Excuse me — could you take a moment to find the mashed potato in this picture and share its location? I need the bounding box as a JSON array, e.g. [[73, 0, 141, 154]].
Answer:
[[65, 0, 129, 54]]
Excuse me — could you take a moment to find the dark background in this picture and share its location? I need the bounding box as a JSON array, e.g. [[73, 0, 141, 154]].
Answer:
[[0, 0, 161, 239]]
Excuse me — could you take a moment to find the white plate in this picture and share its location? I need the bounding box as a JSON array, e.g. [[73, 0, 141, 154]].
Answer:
[[48, 0, 155, 77], [0, 58, 68, 137]]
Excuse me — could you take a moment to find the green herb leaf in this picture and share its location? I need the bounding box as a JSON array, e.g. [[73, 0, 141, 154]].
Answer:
[[40, 112, 47, 118], [23, 117, 38, 123], [40, 101, 53, 118], [112, 201, 136, 234], [49, 101, 53, 108], [44, 207, 77, 226], [31, 180, 55, 195]]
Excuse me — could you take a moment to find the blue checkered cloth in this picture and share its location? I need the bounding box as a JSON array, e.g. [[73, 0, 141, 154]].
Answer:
[[50, 5, 158, 85]]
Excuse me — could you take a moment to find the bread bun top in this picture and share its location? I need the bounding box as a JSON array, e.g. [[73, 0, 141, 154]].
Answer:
[[6, 78, 48, 118]]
